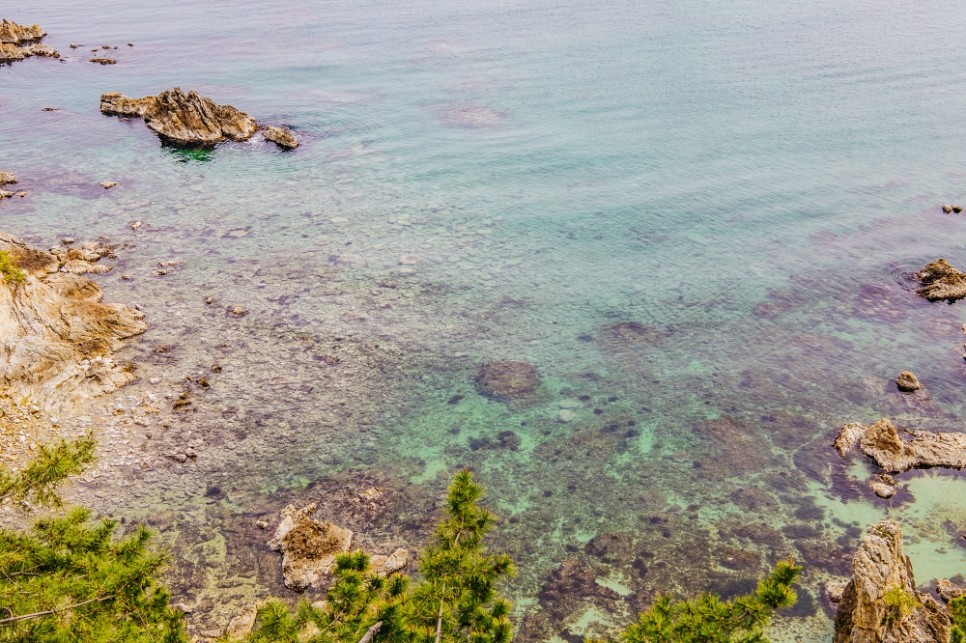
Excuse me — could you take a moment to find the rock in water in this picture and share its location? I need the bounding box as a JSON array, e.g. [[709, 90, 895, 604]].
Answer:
[[0, 20, 58, 63], [916, 258, 966, 303], [268, 503, 353, 592], [895, 371, 921, 393], [101, 87, 258, 146], [835, 418, 966, 473], [99, 92, 157, 117], [476, 360, 540, 400], [0, 171, 16, 185], [0, 232, 145, 413], [263, 125, 299, 149], [0, 19, 45, 44], [833, 521, 950, 642]]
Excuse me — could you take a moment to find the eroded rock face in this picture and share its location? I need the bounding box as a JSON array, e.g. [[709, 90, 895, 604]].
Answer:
[[0, 232, 146, 412], [101, 87, 258, 146], [475, 360, 540, 400], [833, 521, 950, 643], [835, 418, 966, 473], [0, 20, 58, 63], [917, 259, 966, 303], [263, 126, 299, 149]]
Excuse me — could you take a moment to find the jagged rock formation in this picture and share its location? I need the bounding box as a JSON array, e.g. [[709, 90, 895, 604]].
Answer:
[[937, 579, 966, 603], [834, 521, 950, 642], [100, 87, 258, 146], [0, 19, 59, 63], [835, 418, 966, 473], [917, 259, 966, 303], [268, 503, 408, 592], [476, 360, 540, 401], [263, 126, 299, 149], [0, 232, 146, 412]]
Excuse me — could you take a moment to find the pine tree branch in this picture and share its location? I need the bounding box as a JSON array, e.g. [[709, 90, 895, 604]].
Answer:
[[358, 621, 382, 643], [0, 594, 114, 625]]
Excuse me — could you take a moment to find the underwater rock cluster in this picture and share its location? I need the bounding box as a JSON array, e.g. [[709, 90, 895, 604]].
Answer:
[[0, 231, 145, 413]]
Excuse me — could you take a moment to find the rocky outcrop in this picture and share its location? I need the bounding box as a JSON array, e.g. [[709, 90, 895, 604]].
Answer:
[[268, 503, 409, 592], [0, 20, 58, 63], [475, 360, 540, 401], [101, 87, 258, 146], [835, 418, 966, 473], [268, 502, 353, 592], [0, 171, 15, 185], [263, 126, 299, 149], [895, 371, 921, 393], [0, 232, 146, 412], [834, 521, 950, 642], [917, 259, 966, 303], [99, 92, 157, 117]]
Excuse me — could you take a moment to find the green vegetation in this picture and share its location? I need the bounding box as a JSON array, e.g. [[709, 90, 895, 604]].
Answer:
[[1, 438, 910, 643], [880, 585, 920, 628], [244, 469, 515, 643], [0, 435, 187, 642], [0, 250, 26, 284], [589, 558, 802, 643], [951, 595, 966, 643]]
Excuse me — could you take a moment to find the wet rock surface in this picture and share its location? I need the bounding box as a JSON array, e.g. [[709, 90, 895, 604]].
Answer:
[[475, 360, 540, 400], [263, 126, 299, 149], [0, 232, 145, 413], [835, 418, 966, 473], [101, 87, 258, 146], [917, 258, 966, 303], [833, 520, 950, 643]]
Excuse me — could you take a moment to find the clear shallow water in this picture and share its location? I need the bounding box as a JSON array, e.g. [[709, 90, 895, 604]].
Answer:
[[3, 0, 966, 639]]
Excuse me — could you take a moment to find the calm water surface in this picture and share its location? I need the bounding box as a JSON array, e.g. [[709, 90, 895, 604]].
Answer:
[[3, 1, 966, 639]]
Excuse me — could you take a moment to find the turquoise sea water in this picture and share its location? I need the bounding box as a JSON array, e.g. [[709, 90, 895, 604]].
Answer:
[[4, 0, 966, 639]]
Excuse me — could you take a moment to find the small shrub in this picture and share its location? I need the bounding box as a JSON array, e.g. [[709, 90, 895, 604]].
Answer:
[[880, 585, 919, 627], [0, 250, 26, 284], [950, 595, 966, 643]]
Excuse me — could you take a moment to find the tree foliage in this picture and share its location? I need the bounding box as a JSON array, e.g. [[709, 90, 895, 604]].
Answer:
[[0, 436, 187, 642], [244, 469, 515, 643], [591, 557, 802, 643], [951, 595, 966, 643]]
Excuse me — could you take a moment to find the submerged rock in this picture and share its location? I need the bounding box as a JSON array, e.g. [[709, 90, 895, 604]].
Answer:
[[917, 258, 966, 303], [833, 520, 950, 642], [835, 418, 966, 473], [475, 360, 540, 400], [0, 232, 145, 413], [263, 125, 299, 149], [895, 371, 921, 393], [0, 20, 58, 63], [101, 87, 258, 146], [268, 503, 353, 592]]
